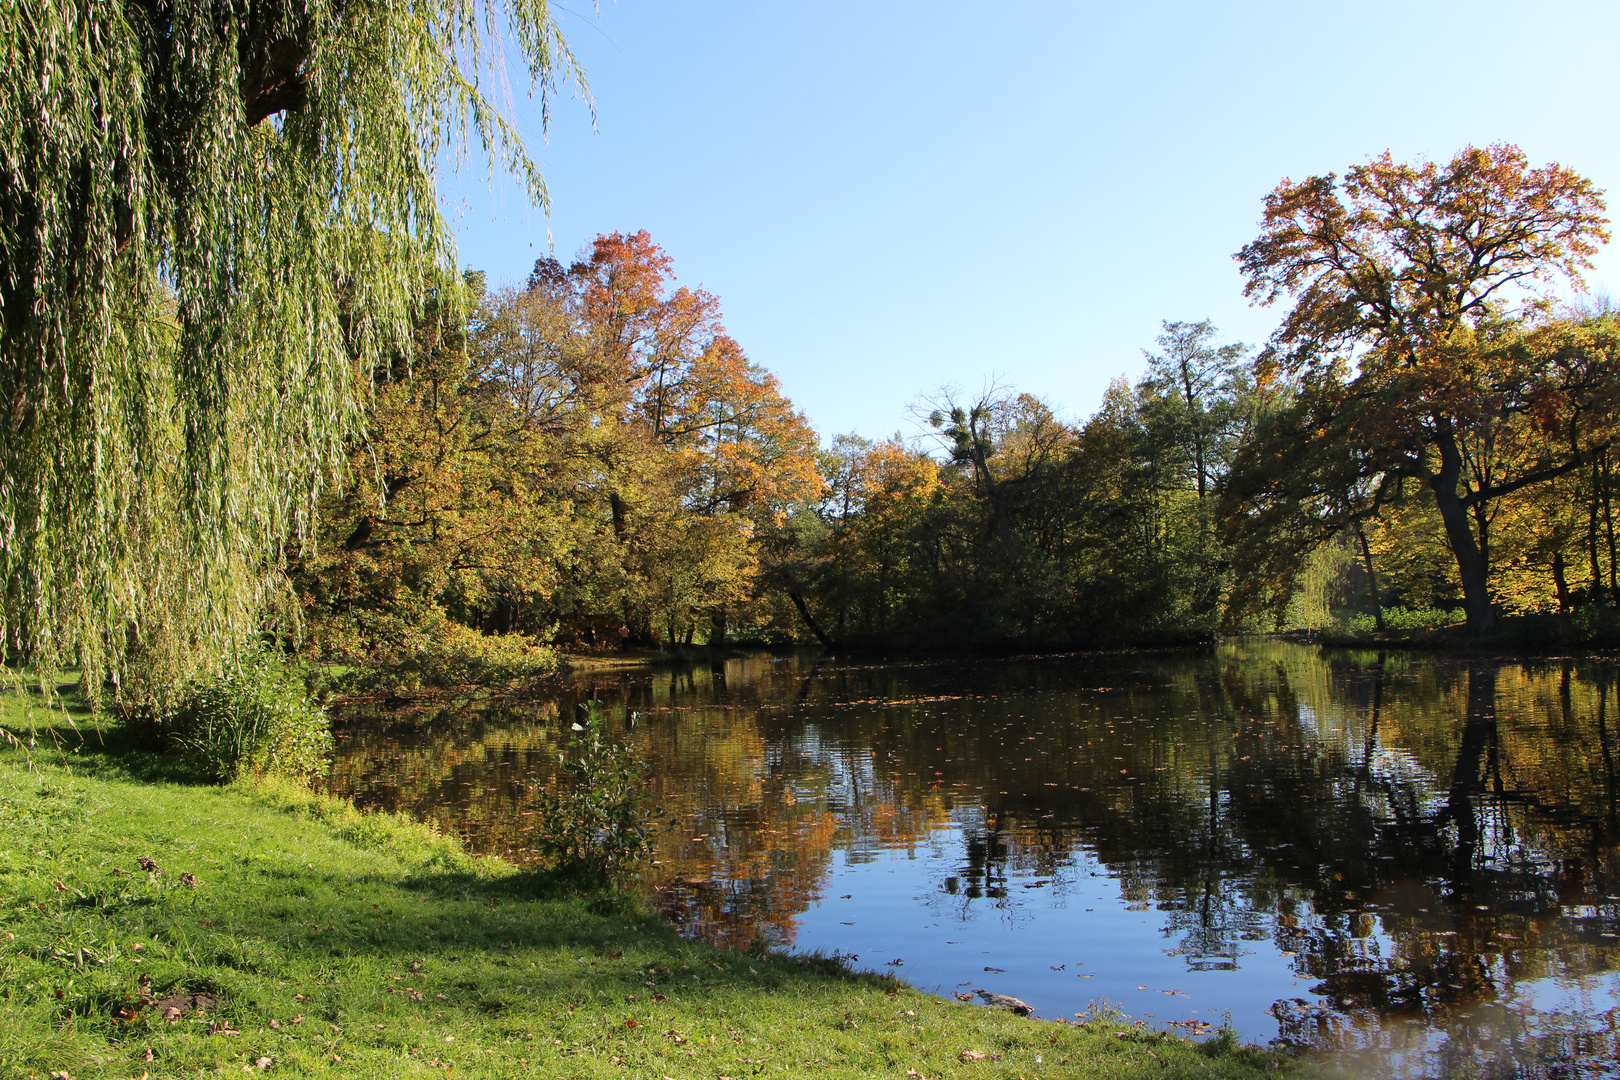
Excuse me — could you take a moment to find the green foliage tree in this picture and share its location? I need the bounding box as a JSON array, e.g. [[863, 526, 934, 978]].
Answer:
[[0, 1, 585, 709]]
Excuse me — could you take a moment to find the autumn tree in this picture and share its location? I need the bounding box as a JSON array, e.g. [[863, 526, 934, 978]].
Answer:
[[293, 275, 582, 675], [1234, 145, 1612, 634]]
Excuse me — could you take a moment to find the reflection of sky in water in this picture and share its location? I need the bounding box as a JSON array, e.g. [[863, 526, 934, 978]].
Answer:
[[331, 643, 1620, 1077], [793, 820, 1315, 1039]]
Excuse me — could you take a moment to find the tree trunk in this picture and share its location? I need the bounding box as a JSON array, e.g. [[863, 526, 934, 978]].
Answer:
[[1353, 521, 1386, 632], [1590, 461, 1606, 604], [1428, 431, 1495, 634], [1552, 550, 1572, 613], [787, 590, 838, 651]]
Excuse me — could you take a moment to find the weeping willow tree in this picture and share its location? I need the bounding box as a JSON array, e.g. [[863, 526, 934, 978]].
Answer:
[[0, 1, 587, 716]]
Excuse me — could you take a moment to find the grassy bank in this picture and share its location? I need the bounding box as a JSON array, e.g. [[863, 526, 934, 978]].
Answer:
[[0, 695, 1304, 1079]]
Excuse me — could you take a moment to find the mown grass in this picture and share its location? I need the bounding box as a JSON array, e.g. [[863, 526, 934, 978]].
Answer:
[[0, 689, 1310, 1079]]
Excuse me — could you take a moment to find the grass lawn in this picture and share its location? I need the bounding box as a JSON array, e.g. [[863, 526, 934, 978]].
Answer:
[[0, 688, 1310, 1079]]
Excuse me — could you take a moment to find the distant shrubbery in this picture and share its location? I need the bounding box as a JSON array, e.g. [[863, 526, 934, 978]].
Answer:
[[342, 622, 557, 694], [1339, 606, 1462, 637], [168, 648, 332, 782]]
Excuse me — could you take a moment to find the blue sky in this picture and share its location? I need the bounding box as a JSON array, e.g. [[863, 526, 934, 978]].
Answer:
[[445, 0, 1620, 444]]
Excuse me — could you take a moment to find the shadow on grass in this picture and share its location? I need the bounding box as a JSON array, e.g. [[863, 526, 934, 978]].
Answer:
[[0, 701, 216, 787]]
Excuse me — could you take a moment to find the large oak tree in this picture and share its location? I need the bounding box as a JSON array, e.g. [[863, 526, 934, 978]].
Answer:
[[1234, 144, 1612, 634]]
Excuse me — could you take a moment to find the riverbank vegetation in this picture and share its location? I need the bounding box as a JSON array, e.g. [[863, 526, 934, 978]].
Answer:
[[288, 147, 1620, 667]]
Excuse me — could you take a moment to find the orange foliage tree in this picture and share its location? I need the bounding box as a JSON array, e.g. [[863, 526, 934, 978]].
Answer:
[[1234, 145, 1613, 633], [296, 232, 822, 665]]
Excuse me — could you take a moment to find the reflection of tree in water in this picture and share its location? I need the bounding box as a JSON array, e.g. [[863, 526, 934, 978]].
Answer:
[[1190, 653, 1620, 1075], [329, 648, 1620, 1077]]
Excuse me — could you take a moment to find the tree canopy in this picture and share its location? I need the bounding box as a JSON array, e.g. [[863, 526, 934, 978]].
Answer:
[[1232, 145, 1612, 634], [0, 1, 585, 704]]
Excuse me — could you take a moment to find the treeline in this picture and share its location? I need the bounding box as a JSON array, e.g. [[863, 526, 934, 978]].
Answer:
[[291, 145, 1620, 668], [772, 321, 1265, 650]]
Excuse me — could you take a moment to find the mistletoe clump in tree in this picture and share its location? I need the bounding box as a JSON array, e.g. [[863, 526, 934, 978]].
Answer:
[[0, 1, 586, 712]]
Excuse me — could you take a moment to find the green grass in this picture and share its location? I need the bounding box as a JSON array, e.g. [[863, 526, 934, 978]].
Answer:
[[0, 689, 1308, 1079]]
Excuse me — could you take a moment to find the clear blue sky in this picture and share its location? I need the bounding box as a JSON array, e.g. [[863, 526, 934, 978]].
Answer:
[[445, 0, 1620, 444]]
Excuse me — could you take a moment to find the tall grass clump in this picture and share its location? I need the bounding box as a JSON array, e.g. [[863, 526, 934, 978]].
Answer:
[[169, 647, 331, 782]]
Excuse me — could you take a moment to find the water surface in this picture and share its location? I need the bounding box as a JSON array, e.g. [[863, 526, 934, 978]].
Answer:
[[329, 642, 1620, 1077]]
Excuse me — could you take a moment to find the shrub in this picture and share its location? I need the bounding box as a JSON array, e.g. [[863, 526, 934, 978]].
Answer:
[[170, 648, 332, 782], [1339, 605, 1461, 637], [337, 620, 557, 695], [528, 701, 662, 886]]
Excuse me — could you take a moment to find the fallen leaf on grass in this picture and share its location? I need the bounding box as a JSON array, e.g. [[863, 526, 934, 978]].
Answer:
[[959, 1049, 987, 1062]]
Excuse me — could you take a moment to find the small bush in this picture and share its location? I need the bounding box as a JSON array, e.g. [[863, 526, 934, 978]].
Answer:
[[528, 701, 662, 886], [170, 648, 332, 782]]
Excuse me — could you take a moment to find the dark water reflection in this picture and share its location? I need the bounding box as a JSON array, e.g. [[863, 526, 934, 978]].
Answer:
[[328, 642, 1620, 1077]]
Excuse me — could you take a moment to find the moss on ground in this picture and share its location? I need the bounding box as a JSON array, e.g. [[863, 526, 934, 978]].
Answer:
[[0, 691, 1312, 1079]]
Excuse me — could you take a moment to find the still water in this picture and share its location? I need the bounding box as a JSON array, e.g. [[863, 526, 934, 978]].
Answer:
[[329, 642, 1620, 1077]]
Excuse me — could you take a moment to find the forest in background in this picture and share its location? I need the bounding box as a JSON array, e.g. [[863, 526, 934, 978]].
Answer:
[[288, 144, 1620, 671], [5, 0, 1619, 719]]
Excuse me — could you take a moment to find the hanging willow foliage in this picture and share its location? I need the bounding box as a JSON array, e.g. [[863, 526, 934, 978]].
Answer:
[[0, 0, 587, 715]]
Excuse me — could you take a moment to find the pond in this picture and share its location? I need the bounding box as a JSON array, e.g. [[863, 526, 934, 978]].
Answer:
[[328, 641, 1620, 1078]]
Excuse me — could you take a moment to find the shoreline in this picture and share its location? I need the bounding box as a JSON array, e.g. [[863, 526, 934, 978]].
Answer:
[[0, 690, 1303, 1080]]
